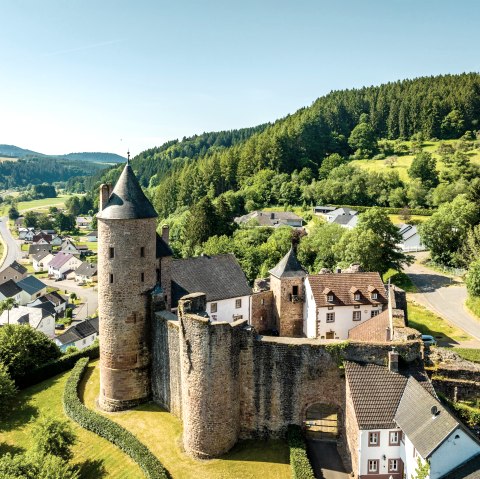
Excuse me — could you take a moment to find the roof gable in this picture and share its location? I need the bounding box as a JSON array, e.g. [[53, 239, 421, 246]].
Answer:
[[269, 247, 306, 279], [17, 276, 46, 295], [0, 279, 22, 298]]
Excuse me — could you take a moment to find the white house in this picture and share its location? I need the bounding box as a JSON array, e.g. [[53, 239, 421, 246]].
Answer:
[[48, 252, 82, 279], [60, 239, 80, 255], [75, 216, 92, 229], [303, 271, 388, 339], [16, 276, 47, 305], [75, 262, 97, 284], [28, 291, 67, 317], [171, 254, 252, 323], [32, 251, 55, 272], [345, 359, 480, 479], [54, 317, 99, 352], [84, 230, 98, 242], [326, 207, 358, 222], [397, 224, 426, 252], [0, 305, 55, 338]]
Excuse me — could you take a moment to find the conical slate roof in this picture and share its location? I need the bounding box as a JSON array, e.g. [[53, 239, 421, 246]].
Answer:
[[269, 247, 306, 279], [97, 164, 158, 220]]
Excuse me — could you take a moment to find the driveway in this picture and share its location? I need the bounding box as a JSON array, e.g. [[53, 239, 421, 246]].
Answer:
[[404, 253, 480, 342], [306, 441, 348, 479], [0, 216, 22, 270]]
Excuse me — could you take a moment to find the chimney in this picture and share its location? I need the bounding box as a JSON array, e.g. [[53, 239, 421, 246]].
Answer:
[[99, 184, 112, 212], [161, 224, 169, 244], [386, 326, 391, 342], [270, 212, 275, 219], [388, 349, 399, 373]]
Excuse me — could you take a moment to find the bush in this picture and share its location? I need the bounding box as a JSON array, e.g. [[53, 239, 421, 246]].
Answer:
[[325, 204, 433, 216], [287, 425, 315, 479], [64, 358, 168, 479], [16, 343, 99, 389], [0, 363, 16, 417]]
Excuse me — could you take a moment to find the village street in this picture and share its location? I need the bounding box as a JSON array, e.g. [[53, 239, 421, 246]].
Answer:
[[404, 252, 480, 342], [0, 216, 22, 270]]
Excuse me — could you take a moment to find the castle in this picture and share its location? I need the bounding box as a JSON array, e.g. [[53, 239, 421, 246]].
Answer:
[[97, 163, 480, 478]]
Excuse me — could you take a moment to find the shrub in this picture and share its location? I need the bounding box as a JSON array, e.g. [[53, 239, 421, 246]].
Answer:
[[0, 363, 16, 417], [287, 425, 315, 479], [64, 358, 168, 479], [16, 343, 99, 389], [32, 416, 77, 461]]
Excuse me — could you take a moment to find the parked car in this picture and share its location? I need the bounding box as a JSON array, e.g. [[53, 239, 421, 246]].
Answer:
[[421, 334, 437, 347], [55, 323, 65, 330]]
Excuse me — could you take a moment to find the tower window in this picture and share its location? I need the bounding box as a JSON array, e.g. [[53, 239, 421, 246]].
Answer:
[[109, 273, 114, 283], [140, 247, 145, 257], [156, 268, 160, 282], [292, 285, 299, 295], [109, 247, 115, 259], [141, 272, 145, 282]]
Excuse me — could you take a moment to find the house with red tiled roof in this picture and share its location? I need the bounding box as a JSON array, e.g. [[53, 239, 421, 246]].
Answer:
[[304, 271, 388, 339]]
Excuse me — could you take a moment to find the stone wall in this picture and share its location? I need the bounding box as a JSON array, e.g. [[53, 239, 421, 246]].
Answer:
[[251, 290, 275, 333], [345, 379, 358, 477], [158, 256, 172, 311], [432, 377, 480, 403], [270, 276, 304, 337], [98, 217, 157, 411]]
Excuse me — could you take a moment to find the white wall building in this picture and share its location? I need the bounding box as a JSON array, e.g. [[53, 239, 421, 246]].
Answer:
[[48, 252, 82, 279], [0, 305, 55, 338], [397, 224, 426, 252], [16, 276, 47, 305]]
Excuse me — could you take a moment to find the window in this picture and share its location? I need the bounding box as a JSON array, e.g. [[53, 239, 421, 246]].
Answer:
[[327, 294, 334, 302], [352, 311, 361, 321], [326, 312, 335, 323], [368, 460, 379, 473], [368, 431, 379, 446], [261, 298, 265, 305], [235, 298, 242, 309], [156, 268, 160, 282], [109, 273, 114, 284], [140, 247, 145, 257], [141, 272, 145, 282], [292, 285, 299, 296], [372, 292, 378, 300], [371, 310, 380, 318], [211, 302, 218, 313], [388, 459, 399, 472], [354, 293, 360, 301], [109, 247, 115, 259], [389, 431, 400, 445]]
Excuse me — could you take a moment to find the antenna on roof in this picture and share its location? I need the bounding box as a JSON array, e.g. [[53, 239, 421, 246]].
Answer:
[[127, 150, 130, 165], [431, 405, 439, 417]]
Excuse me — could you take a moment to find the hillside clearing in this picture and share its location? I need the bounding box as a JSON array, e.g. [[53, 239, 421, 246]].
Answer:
[[17, 194, 75, 213]]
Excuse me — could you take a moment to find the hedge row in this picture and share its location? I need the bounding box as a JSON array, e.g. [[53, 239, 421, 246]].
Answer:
[[64, 357, 169, 479], [329, 204, 434, 216], [444, 397, 480, 430], [17, 344, 100, 389], [287, 425, 315, 479]]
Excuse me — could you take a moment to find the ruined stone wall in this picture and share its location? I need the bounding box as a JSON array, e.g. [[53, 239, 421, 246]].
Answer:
[[151, 311, 182, 417], [270, 276, 304, 337], [251, 290, 275, 333], [345, 379, 358, 478], [98, 217, 157, 411]]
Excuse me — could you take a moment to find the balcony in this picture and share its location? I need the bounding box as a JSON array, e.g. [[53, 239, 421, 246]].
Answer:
[[290, 294, 304, 303]]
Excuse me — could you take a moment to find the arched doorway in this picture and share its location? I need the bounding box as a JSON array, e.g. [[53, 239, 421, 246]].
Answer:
[[303, 403, 339, 442]]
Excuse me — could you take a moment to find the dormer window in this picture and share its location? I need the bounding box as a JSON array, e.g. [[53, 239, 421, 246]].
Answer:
[[327, 294, 334, 302], [372, 292, 378, 300], [354, 293, 360, 301]]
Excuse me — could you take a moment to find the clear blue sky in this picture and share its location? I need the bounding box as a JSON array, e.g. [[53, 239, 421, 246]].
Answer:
[[0, 0, 478, 156]]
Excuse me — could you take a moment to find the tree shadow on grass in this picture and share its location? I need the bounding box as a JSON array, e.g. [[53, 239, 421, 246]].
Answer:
[[0, 394, 38, 432], [0, 442, 25, 456], [77, 458, 107, 479]]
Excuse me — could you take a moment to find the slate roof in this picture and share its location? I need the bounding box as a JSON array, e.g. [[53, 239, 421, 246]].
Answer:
[[171, 254, 251, 307], [56, 328, 82, 345], [269, 247, 306, 279], [398, 224, 420, 241], [97, 164, 158, 220], [32, 233, 53, 243], [86, 230, 98, 237], [329, 207, 357, 217], [348, 310, 390, 342], [0, 305, 53, 328], [16, 276, 46, 295], [308, 272, 387, 307], [234, 210, 303, 227], [32, 250, 51, 262], [331, 214, 359, 228], [30, 300, 57, 317], [0, 279, 22, 298], [56, 317, 99, 345], [395, 377, 462, 459], [45, 291, 67, 305], [49, 252, 75, 269], [75, 262, 97, 278], [441, 454, 480, 479], [28, 244, 52, 256], [156, 233, 173, 258], [345, 361, 409, 429], [4, 261, 27, 275]]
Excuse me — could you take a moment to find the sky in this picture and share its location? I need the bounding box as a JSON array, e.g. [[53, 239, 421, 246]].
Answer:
[[0, 0, 478, 157]]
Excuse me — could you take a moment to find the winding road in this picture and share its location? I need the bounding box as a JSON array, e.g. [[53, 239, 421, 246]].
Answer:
[[0, 216, 22, 271]]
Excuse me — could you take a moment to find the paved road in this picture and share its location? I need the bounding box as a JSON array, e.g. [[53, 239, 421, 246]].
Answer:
[[0, 216, 22, 271], [306, 441, 348, 479], [404, 253, 480, 342]]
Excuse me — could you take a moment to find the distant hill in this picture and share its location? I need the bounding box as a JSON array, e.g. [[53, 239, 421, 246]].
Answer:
[[0, 145, 125, 164]]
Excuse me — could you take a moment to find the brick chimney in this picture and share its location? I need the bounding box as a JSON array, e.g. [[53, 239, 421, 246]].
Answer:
[[161, 224, 169, 244], [388, 349, 399, 373], [99, 184, 112, 212]]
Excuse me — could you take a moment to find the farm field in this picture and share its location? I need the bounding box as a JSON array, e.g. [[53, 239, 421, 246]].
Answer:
[[17, 194, 75, 213], [82, 361, 291, 479]]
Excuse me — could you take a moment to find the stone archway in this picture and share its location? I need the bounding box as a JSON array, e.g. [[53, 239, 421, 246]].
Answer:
[[303, 403, 339, 442]]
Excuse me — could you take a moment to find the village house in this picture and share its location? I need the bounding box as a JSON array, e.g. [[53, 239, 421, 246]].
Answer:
[[75, 261, 97, 284], [54, 317, 99, 352], [23, 229, 35, 242], [48, 252, 82, 280], [32, 232, 53, 244], [0, 260, 28, 285], [304, 270, 388, 339], [313, 205, 337, 216], [0, 305, 55, 338], [345, 358, 480, 479], [28, 290, 67, 317], [397, 224, 426, 252], [32, 251, 55, 272], [0, 279, 22, 303], [84, 230, 98, 242], [18, 227, 31, 240], [27, 297, 57, 319], [28, 244, 53, 260], [75, 216, 92, 229], [60, 238, 80, 255], [234, 210, 304, 228], [171, 254, 252, 323], [16, 276, 47, 305]]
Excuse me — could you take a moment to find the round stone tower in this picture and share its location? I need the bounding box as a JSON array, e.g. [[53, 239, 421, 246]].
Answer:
[[97, 162, 158, 412]]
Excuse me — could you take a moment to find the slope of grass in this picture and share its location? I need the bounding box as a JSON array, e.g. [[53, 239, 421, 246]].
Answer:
[[17, 194, 74, 213], [82, 361, 291, 479], [0, 369, 143, 478], [407, 301, 471, 343], [465, 295, 480, 320], [453, 348, 480, 363], [383, 268, 417, 293]]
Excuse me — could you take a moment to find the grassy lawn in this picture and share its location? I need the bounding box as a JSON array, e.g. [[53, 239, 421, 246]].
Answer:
[[387, 214, 428, 225], [82, 361, 291, 479], [465, 295, 480, 321], [383, 268, 417, 292], [17, 194, 74, 213], [452, 348, 480, 363], [407, 301, 471, 343], [0, 369, 142, 478]]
